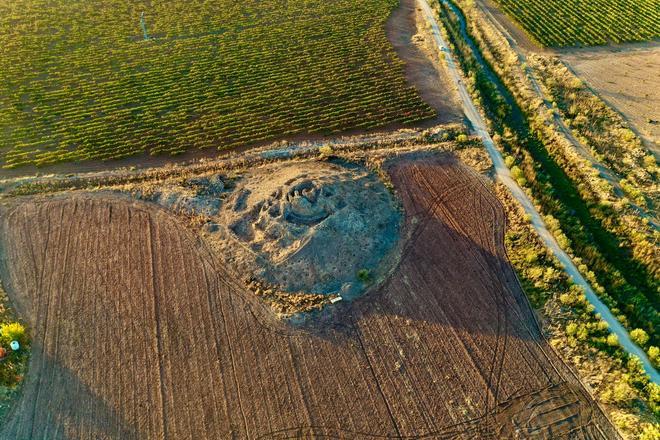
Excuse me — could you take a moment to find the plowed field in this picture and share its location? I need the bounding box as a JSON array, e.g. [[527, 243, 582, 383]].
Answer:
[[0, 154, 616, 438]]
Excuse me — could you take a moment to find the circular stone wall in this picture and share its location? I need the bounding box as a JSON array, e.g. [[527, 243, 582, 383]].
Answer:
[[217, 159, 402, 298]]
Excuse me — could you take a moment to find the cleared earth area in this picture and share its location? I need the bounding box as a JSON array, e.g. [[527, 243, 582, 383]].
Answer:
[[0, 153, 616, 438], [561, 45, 660, 157]]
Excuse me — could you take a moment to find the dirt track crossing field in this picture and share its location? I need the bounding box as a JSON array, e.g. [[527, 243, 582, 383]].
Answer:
[[0, 153, 616, 438]]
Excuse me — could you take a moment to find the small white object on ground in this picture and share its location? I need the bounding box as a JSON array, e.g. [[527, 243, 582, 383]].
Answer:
[[10, 340, 20, 351], [330, 296, 343, 304]]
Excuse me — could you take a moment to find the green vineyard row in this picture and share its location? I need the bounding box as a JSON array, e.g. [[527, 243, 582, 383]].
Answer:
[[495, 0, 660, 47], [0, 0, 435, 168]]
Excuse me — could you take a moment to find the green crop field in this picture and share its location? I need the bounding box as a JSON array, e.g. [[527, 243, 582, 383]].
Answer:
[[495, 0, 660, 47], [0, 0, 434, 169]]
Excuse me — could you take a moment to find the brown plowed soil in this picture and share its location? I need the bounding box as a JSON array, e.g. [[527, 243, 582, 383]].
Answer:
[[0, 153, 616, 439]]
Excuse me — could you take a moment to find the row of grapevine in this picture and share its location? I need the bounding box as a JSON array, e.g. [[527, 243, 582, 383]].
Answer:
[[0, 0, 435, 169], [495, 0, 660, 47]]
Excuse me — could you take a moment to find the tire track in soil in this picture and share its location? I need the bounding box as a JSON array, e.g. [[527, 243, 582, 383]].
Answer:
[[30, 201, 79, 439], [443, 183, 504, 418], [410, 162, 507, 419], [146, 217, 168, 440], [352, 319, 403, 438], [0, 153, 617, 439]]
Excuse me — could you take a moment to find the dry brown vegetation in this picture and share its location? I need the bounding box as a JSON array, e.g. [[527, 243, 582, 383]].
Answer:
[[560, 46, 660, 158], [530, 55, 658, 203], [495, 183, 660, 439], [0, 152, 617, 438]]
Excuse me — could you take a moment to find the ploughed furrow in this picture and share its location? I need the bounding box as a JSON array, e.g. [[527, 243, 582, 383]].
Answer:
[[0, 199, 164, 439], [0, 153, 614, 439]]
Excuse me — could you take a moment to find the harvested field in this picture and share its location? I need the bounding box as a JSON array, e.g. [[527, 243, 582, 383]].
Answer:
[[0, 153, 616, 438], [561, 45, 660, 157]]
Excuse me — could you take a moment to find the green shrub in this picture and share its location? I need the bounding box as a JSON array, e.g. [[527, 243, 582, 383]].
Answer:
[[640, 423, 660, 440], [606, 333, 619, 347], [0, 322, 29, 388], [648, 346, 660, 367], [648, 382, 660, 415], [0, 322, 28, 347], [601, 381, 636, 406], [630, 328, 650, 347], [357, 269, 371, 283]]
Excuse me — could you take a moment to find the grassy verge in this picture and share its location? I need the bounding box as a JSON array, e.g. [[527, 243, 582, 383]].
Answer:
[[438, 0, 658, 348], [495, 183, 659, 438], [0, 282, 29, 424], [453, 0, 659, 289]]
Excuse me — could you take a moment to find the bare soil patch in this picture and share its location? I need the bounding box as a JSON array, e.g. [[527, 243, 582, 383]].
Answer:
[[213, 160, 402, 299], [136, 159, 403, 315], [387, 0, 463, 124], [561, 45, 660, 157], [0, 153, 615, 438]]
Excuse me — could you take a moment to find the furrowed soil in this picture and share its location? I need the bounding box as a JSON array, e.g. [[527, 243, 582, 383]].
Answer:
[[0, 153, 616, 438]]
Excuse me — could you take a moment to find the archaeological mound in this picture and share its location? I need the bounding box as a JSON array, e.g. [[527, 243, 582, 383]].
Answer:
[[213, 160, 402, 301]]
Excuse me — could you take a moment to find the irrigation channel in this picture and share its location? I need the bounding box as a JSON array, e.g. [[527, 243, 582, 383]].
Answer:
[[418, 0, 660, 383], [476, 2, 658, 230]]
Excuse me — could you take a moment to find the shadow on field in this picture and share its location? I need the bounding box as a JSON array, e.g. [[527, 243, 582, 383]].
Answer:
[[0, 348, 141, 440], [0, 153, 616, 439], [294, 152, 543, 345]]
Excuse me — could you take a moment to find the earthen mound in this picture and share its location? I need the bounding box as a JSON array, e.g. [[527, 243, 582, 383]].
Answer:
[[217, 160, 402, 298]]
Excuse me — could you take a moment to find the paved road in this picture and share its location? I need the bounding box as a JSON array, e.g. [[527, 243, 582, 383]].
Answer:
[[418, 0, 660, 383]]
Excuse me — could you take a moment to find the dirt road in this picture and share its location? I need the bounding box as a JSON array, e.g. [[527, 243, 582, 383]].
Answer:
[[473, 1, 658, 226], [419, 0, 660, 383]]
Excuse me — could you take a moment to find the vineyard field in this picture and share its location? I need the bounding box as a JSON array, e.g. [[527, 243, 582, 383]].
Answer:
[[494, 0, 660, 47], [0, 0, 435, 169]]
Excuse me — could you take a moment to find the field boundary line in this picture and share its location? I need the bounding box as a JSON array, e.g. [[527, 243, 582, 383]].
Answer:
[[147, 217, 170, 439]]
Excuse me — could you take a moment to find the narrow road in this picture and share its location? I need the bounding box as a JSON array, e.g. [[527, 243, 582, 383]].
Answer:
[[418, 0, 660, 383], [475, 1, 658, 228]]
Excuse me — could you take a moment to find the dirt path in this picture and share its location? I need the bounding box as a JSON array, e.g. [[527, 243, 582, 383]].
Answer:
[[420, 0, 660, 383], [476, 0, 545, 53], [0, 154, 616, 438], [472, 1, 659, 227], [386, 0, 463, 124]]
